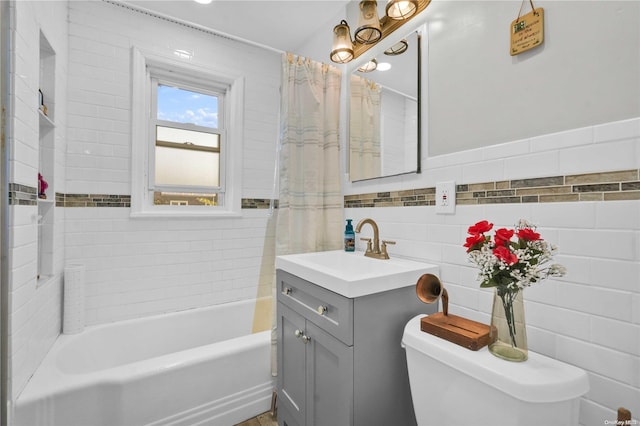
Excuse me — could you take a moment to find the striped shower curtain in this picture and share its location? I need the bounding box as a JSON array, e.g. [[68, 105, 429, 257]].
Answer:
[[349, 74, 381, 181], [271, 53, 343, 375]]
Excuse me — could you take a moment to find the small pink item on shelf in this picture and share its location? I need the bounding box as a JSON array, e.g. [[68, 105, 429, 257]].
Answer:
[[38, 173, 48, 199]]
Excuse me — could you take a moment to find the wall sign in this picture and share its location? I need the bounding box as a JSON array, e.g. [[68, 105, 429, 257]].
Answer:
[[510, 0, 544, 56]]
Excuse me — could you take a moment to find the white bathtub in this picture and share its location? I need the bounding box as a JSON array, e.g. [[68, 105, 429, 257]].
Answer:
[[14, 299, 274, 426]]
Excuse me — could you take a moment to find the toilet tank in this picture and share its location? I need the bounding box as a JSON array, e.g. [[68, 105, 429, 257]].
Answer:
[[402, 315, 589, 426]]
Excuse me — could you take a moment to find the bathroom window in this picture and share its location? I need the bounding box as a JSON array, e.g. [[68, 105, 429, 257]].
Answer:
[[151, 81, 223, 206], [131, 48, 244, 217]]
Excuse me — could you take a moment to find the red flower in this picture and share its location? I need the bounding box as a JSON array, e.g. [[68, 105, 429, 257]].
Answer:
[[517, 228, 541, 241], [468, 220, 493, 234], [464, 233, 486, 252], [494, 228, 514, 247], [493, 245, 518, 265]]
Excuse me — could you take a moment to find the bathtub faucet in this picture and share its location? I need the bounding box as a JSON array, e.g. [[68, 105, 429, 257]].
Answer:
[[355, 218, 395, 260]]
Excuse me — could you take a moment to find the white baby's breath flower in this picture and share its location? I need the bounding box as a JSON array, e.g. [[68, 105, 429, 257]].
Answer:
[[548, 264, 567, 277]]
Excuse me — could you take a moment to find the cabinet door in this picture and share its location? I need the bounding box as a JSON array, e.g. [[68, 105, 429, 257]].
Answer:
[[278, 303, 307, 426], [305, 321, 354, 426]]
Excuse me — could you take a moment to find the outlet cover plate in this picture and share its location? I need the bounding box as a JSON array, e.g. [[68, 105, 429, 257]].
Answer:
[[435, 181, 456, 214]]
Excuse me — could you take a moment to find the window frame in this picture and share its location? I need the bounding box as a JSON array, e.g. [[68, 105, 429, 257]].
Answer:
[[131, 47, 244, 217]]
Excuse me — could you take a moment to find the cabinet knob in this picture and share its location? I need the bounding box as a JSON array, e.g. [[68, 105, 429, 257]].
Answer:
[[294, 329, 311, 344], [282, 287, 292, 295], [316, 305, 328, 315]]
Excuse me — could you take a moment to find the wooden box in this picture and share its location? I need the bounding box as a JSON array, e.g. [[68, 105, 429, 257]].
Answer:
[[420, 312, 494, 351]]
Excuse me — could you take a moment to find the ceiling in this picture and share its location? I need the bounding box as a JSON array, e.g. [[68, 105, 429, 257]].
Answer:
[[122, 0, 351, 53], [119, 0, 420, 96]]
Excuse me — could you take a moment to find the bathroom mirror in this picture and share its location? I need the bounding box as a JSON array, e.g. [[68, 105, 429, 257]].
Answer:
[[349, 31, 421, 182]]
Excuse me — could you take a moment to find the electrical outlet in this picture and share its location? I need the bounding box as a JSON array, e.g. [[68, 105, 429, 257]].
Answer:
[[435, 181, 456, 214]]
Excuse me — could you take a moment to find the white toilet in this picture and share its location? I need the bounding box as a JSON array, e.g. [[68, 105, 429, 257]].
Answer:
[[402, 315, 589, 426]]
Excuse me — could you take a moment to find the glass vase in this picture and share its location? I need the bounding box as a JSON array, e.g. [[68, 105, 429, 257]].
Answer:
[[489, 287, 528, 362]]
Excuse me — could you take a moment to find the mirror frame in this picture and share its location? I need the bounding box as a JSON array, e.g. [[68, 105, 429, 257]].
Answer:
[[347, 30, 422, 182]]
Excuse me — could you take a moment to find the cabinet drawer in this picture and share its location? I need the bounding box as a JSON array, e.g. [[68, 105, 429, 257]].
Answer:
[[277, 270, 354, 346]]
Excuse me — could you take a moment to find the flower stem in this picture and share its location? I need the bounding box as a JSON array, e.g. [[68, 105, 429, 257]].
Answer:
[[498, 288, 518, 348]]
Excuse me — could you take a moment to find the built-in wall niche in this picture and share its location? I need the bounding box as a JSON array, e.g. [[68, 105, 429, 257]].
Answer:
[[37, 31, 55, 285], [39, 31, 55, 121]]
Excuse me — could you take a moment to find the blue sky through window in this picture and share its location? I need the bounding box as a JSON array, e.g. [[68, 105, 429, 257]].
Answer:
[[157, 85, 218, 129]]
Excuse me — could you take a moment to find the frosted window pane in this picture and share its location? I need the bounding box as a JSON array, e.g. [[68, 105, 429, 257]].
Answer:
[[155, 147, 220, 187]]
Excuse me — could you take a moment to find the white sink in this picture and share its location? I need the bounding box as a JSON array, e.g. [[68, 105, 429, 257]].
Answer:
[[275, 250, 438, 298]]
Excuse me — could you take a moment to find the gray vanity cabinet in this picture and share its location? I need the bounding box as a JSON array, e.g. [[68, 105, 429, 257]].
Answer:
[[276, 269, 433, 426], [278, 303, 353, 426]]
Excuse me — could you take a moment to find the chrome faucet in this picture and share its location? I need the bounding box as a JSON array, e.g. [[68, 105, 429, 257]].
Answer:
[[355, 218, 395, 259]]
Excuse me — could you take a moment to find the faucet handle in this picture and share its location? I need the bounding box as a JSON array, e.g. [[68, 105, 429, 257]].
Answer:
[[360, 237, 373, 253], [381, 240, 396, 259]]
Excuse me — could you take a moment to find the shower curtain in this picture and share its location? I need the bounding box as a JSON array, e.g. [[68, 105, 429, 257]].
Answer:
[[271, 53, 343, 375], [349, 75, 381, 181]]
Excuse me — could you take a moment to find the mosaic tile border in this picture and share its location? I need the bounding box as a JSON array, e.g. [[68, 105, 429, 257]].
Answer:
[[345, 169, 640, 208], [9, 184, 38, 206], [58, 194, 132, 208], [11, 169, 638, 209], [242, 198, 278, 209]]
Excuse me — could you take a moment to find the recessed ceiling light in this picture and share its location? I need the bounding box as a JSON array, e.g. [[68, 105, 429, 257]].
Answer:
[[194, 0, 213, 4], [174, 49, 193, 59]]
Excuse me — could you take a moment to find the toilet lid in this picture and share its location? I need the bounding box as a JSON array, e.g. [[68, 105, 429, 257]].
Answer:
[[402, 315, 589, 403]]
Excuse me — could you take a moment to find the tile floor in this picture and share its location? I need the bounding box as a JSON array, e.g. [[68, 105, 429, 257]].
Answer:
[[234, 411, 277, 426]]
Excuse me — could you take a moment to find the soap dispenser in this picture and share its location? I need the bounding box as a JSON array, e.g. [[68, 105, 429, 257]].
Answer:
[[344, 219, 355, 252]]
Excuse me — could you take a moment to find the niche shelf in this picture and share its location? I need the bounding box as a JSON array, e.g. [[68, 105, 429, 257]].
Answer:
[[37, 31, 56, 286], [38, 109, 54, 128]]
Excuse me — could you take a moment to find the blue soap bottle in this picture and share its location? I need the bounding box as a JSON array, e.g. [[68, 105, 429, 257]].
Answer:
[[344, 219, 355, 252]]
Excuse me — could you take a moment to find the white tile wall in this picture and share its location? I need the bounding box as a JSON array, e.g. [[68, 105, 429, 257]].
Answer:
[[57, 0, 280, 327], [63, 208, 277, 325], [9, 0, 68, 401], [346, 117, 640, 425]]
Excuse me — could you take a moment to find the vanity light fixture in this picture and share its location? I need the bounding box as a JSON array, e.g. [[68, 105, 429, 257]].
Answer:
[[384, 38, 408, 55], [330, 0, 430, 64], [355, 1, 382, 44], [386, 0, 418, 20], [331, 20, 354, 63], [357, 58, 378, 72]]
